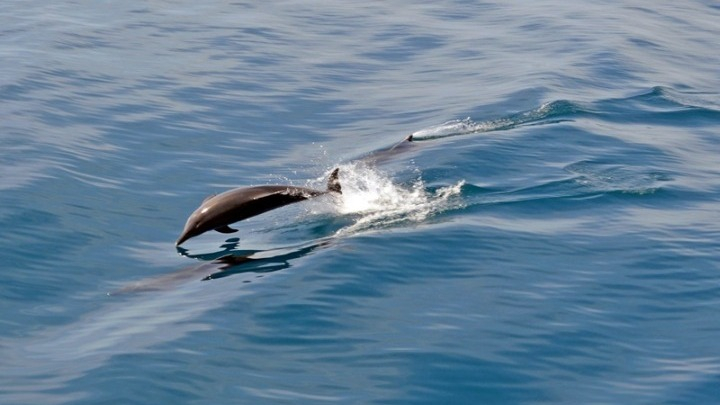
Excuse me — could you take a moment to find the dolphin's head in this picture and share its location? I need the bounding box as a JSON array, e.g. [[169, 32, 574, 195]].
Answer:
[[175, 204, 216, 247], [176, 218, 203, 247]]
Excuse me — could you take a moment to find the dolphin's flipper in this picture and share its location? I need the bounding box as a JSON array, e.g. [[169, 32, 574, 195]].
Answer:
[[215, 225, 238, 234], [327, 168, 341, 194]]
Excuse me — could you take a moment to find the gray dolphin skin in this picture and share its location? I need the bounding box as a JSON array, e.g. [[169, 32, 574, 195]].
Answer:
[[176, 168, 341, 246], [359, 134, 414, 165]]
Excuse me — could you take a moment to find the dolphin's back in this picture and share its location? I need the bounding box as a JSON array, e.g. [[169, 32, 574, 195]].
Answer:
[[205, 185, 322, 224]]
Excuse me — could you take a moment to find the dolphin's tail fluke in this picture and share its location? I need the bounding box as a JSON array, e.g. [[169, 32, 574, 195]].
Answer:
[[327, 168, 341, 194]]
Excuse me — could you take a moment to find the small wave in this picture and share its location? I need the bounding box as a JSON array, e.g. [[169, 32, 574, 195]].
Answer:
[[410, 100, 583, 141], [565, 160, 671, 196], [410, 87, 719, 146], [645, 86, 720, 112]]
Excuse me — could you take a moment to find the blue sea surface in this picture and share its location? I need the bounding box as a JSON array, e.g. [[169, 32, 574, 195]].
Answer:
[[2, 1, 720, 404]]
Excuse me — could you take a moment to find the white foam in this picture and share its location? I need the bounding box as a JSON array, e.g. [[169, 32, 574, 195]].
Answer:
[[317, 163, 464, 236], [411, 117, 501, 140]]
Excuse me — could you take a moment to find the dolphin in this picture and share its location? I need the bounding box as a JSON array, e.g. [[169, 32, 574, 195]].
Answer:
[[176, 168, 341, 246], [359, 134, 415, 165]]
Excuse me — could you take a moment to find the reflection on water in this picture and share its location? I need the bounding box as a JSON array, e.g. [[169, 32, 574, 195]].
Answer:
[[116, 237, 333, 293], [0, 236, 334, 405]]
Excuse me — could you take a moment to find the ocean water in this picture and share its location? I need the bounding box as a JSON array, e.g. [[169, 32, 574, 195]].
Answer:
[[1, 1, 720, 404]]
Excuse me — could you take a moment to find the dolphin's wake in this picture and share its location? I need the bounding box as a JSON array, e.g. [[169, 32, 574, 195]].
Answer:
[[411, 100, 579, 141], [311, 101, 579, 235], [136, 101, 577, 285]]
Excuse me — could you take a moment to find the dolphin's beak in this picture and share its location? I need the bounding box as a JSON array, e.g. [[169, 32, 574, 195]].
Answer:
[[175, 232, 190, 247]]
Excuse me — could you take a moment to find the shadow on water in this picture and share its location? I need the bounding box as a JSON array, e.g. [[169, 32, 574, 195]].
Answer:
[[114, 237, 333, 294], [0, 236, 334, 405]]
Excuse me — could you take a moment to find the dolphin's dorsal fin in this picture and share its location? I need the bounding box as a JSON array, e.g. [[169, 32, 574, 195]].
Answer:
[[215, 225, 238, 234], [326, 168, 341, 194], [203, 194, 217, 203]]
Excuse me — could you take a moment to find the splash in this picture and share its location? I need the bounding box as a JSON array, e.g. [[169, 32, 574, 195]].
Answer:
[[317, 163, 464, 236]]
